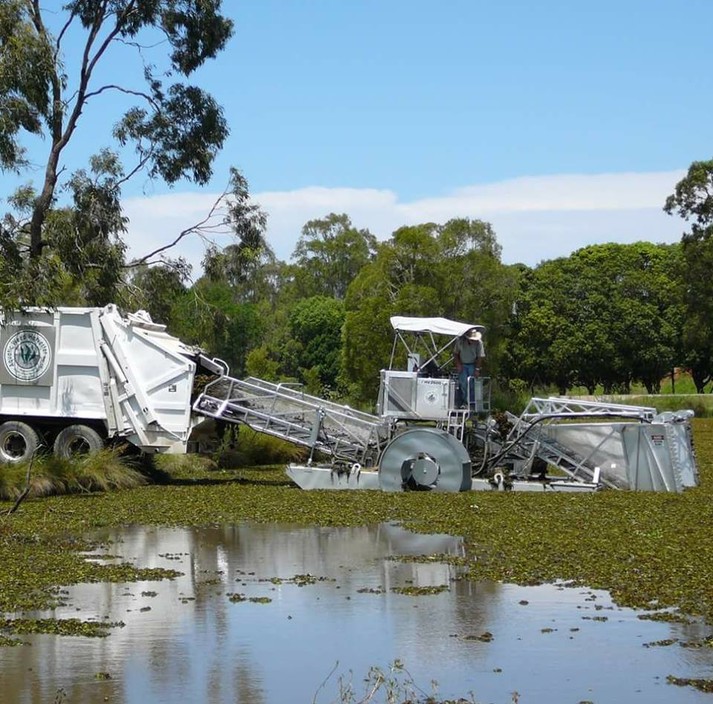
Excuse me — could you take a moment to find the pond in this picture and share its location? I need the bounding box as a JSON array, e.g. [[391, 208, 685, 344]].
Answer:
[[1, 522, 712, 703]]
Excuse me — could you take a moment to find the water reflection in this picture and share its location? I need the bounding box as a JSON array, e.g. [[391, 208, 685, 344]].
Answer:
[[1, 523, 712, 704]]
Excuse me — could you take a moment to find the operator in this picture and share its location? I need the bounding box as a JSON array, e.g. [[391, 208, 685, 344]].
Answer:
[[454, 329, 485, 408]]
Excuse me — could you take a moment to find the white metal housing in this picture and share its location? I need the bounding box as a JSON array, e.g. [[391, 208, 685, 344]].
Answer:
[[0, 305, 215, 454]]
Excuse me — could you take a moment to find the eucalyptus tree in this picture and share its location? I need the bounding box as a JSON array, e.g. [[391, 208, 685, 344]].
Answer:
[[343, 218, 515, 403], [124, 258, 191, 328], [665, 159, 713, 392], [201, 170, 277, 305], [342, 222, 443, 402], [437, 218, 517, 366], [171, 173, 275, 375], [284, 296, 345, 392], [506, 256, 582, 394], [291, 213, 378, 299], [0, 0, 233, 306], [169, 279, 261, 378]]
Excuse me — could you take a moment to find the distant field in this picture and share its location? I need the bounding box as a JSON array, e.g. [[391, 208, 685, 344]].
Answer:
[[569, 394, 713, 417]]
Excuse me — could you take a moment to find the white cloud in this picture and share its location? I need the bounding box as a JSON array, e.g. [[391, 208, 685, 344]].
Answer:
[[122, 170, 688, 277]]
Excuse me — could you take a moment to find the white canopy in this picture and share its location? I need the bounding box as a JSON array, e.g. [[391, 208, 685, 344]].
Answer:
[[390, 316, 484, 338]]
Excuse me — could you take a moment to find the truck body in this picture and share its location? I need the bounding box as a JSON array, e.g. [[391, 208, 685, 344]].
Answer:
[[0, 304, 223, 461]]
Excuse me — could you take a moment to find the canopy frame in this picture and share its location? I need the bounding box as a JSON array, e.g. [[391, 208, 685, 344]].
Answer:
[[388, 316, 485, 373]]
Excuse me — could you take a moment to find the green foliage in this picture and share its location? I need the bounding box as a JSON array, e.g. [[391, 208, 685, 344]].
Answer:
[[245, 345, 281, 381], [170, 284, 262, 377], [213, 427, 307, 467], [507, 243, 682, 395], [342, 218, 516, 403], [0, 1, 233, 307], [286, 296, 345, 390], [0, 1, 54, 170], [0, 448, 146, 500], [664, 159, 713, 228], [665, 160, 713, 392], [124, 261, 191, 326], [292, 213, 378, 299], [202, 169, 277, 304]]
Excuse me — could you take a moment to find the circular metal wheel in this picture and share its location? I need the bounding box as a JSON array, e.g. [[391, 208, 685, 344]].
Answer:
[[0, 421, 40, 464], [378, 427, 472, 492], [53, 424, 104, 459]]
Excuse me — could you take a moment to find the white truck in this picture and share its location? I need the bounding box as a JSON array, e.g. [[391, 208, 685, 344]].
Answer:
[[0, 304, 225, 463]]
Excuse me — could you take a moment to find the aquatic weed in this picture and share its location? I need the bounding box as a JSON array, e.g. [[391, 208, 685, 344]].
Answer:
[[2, 419, 713, 628]]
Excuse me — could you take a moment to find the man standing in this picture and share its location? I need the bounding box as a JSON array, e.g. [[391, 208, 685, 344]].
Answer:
[[454, 329, 485, 408]]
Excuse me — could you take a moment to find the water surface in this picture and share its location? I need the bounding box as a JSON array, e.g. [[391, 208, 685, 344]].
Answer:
[[1, 522, 712, 703]]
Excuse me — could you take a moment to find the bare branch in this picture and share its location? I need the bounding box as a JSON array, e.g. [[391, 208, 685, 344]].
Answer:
[[115, 153, 152, 190], [55, 5, 78, 49], [127, 184, 234, 268], [84, 83, 160, 110]]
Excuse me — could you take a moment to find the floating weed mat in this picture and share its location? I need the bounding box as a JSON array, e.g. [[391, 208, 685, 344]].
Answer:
[[391, 584, 450, 596], [0, 617, 124, 638], [666, 676, 713, 693], [0, 634, 25, 647], [226, 593, 272, 604], [0, 448, 146, 501], [2, 419, 713, 630], [0, 522, 181, 615]]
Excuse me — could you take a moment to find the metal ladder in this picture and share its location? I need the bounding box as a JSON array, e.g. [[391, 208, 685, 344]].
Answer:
[[193, 376, 392, 467]]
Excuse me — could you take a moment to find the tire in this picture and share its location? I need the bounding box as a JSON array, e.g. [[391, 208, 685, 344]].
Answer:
[[53, 424, 104, 459], [0, 421, 40, 464]]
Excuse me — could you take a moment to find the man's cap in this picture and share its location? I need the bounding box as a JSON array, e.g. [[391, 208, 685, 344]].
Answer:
[[466, 329, 482, 341]]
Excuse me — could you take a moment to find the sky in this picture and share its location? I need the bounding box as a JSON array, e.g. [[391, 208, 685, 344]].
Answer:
[[4, 0, 713, 276]]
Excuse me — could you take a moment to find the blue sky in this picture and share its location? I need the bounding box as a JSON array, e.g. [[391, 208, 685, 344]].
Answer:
[[4, 0, 713, 273], [214, 0, 709, 195]]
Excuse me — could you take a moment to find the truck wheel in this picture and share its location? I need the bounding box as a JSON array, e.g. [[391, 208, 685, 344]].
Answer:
[[53, 425, 104, 459], [0, 421, 40, 464]]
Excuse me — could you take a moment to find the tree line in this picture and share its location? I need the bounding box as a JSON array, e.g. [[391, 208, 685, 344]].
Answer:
[[2, 2, 713, 407]]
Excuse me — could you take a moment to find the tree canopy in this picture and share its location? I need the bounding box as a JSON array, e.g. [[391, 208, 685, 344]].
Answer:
[[2, 6, 711, 407], [0, 0, 233, 306], [665, 159, 713, 392]]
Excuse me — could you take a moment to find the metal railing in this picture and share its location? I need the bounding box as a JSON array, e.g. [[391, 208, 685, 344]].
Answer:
[[193, 376, 392, 467]]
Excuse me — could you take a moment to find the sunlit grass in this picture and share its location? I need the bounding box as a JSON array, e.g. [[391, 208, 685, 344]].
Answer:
[[212, 426, 309, 467], [0, 448, 146, 500]]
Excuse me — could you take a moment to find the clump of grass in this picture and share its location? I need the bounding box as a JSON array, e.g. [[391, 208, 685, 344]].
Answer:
[[214, 426, 308, 468], [153, 453, 218, 476], [315, 659, 477, 704], [0, 448, 146, 500]]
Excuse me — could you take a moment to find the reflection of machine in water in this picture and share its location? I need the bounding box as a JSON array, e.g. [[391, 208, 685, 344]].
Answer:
[[195, 316, 698, 494], [5, 523, 713, 704], [0, 523, 467, 704]]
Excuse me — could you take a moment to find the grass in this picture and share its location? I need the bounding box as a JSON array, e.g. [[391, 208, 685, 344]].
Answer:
[[0, 447, 146, 501], [492, 370, 713, 417]]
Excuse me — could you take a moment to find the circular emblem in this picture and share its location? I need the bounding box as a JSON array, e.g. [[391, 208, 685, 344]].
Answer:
[[3, 330, 52, 382]]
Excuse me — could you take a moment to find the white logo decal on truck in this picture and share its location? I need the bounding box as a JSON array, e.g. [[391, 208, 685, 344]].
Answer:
[[3, 330, 52, 381]]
